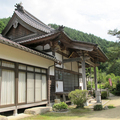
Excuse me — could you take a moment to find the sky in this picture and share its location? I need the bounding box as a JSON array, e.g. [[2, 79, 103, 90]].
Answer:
[[0, 0, 120, 42]]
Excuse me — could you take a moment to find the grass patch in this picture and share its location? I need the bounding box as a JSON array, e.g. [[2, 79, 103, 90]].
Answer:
[[20, 107, 92, 120], [108, 105, 115, 109]]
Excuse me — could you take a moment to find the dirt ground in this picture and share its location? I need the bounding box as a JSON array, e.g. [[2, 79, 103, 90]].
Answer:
[[79, 96, 120, 120], [7, 96, 120, 120]]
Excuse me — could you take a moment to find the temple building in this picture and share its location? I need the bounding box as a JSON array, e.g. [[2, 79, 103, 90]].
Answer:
[[0, 3, 108, 114]]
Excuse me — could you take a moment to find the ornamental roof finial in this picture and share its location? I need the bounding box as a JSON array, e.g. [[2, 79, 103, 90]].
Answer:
[[15, 2, 25, 13]]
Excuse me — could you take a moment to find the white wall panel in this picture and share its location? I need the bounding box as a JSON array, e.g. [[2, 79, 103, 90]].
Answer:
[[55, 53, 62, 68], [56, 81, 63, 92], [72, 62, 78, 72], [0, 43, 54, 68], [35, 74, 42, 102], [42, 75, 47, 100], [27, 73, 34, 103], [63, 56, 71, 70], [18, 72, 26, 103]]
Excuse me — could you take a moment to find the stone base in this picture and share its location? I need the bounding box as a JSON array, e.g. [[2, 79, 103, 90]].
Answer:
[[24, 107, 52, 115], [0, 115, 8, 120]]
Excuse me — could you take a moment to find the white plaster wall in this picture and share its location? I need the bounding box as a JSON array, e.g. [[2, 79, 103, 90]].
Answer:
[[46, 52, 53, 56], [72, 62, 78, 72], [44, 44, 50, 50], [0, 43, 54, 69], [55, 52, 62, 68], [56, 81, 63, 92], [79, 78, 83, 90], [50, 66, 55, 76], [63, 56, 71, 70], [79, 68, 82, 73], [35, 45, 43, 51]]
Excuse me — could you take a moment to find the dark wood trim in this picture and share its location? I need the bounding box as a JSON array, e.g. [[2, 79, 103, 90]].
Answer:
[[0, 104, 15, 108], [56, 51, 68, 58], [0, 58, 48, 110], [55, 67, 79, 75], [25, 71, 27, 104], [15, 63, 18, 107], [0, 68, 1, 105], [34, 68, 35, 103], [43, 48, 52, 52], [63, 57, 83, 63], [62, 54, 64, 92], [47, 69, 48, 103]]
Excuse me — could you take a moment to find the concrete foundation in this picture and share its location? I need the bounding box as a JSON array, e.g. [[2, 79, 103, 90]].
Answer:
[[24, 107, 52, 115]]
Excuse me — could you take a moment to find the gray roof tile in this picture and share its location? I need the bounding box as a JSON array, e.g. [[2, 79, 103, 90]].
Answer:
[[0, 35, 60, 62], [15, 9, 54, 33]]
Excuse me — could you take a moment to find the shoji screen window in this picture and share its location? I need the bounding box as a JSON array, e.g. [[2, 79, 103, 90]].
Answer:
[[18, 72, 26, 103], [0, 60, 15, 106]]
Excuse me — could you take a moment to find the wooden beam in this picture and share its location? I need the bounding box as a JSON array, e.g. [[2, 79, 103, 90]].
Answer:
[[82, 57, 86, 90], [63, 57, 83, 63], [78, 65, 91, 68], [85, 59, 99, 67]]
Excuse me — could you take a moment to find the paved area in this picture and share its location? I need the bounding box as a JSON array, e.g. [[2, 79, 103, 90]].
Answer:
[[6, 96, 120, 120], [7, 114, 33, 120], [79, 96, 120, 120]]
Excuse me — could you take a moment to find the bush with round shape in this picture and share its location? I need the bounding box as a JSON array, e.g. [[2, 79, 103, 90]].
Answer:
[[101, 91, 107, 99], [53, 102, 68, 111], [68, 89, 88, 108], [94, 104, 103, 111]]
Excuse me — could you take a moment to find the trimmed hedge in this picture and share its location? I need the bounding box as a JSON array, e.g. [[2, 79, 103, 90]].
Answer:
[[101, 91, 107, 99], [94, 104, 103, 111], [53, 102, 68, 111]]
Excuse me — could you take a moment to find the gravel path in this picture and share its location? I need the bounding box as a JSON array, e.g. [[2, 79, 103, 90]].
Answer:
[[79, 96, 120, 120]]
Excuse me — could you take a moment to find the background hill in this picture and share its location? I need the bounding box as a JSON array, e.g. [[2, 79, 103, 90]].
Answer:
[[49, 24, 114, 54], [0, 18, 119, 77]]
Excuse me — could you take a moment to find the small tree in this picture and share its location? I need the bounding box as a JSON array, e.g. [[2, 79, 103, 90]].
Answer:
[[68, 89, 88, 108]]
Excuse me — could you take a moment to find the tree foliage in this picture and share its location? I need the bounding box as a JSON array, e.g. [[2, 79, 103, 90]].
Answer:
[[0, 21, 5, 33], [0, 17, 11, 33]]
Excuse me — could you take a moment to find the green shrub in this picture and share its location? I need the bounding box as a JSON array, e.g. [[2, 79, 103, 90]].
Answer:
[[87, 84, 91, 90], [104, 82, 112, 89], [101, 91, 107, 99], [68, 89, 88, 108], [93, 90, 95, 97], [116, 83, 120, 91], [108, 105, 115, 109], [111, 83, 120, 96], [94, 104, 103, 111], [115, 91, 120, 96], [53, 102, 68, 111]]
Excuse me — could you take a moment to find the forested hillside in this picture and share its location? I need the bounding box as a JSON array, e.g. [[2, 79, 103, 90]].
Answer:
[[49, 24, 114, 54], [49, 24, 119, 76], [0, 17, 10, 33], [0, 18, 119, 77]]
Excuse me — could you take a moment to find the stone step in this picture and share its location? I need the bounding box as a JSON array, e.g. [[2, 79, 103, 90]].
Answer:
[[0, 115, 8, 120], [24, 106, 52, 115]]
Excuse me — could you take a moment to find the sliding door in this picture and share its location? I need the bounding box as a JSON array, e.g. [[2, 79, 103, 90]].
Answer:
[[27, 73, 34, 103], [1, 69, 15, 105], [18, 72, 26, 103]]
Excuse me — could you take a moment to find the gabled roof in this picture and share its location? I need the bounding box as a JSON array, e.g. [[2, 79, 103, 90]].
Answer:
[[0, 34, 61, 63], [14, 10, 54, 33], [2, 3, 54, 37]]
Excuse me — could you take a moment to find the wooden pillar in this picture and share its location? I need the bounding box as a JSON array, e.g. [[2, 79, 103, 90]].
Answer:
[[0, 68, 2, 105], [94, 67, 97, 91], [47, 78, 51, 106], [82, 57, 86, 90], [14, 63, 18, 116]]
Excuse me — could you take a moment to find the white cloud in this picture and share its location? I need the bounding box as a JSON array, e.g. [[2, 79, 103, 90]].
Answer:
[[0, 0, 120, 41]]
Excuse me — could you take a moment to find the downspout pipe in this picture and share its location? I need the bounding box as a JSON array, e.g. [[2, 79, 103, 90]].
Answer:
[[47, 62, 60, 106]]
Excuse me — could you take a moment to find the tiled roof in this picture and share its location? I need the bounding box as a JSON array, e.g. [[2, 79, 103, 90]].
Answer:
[[17, 32, 58, 44], [15, 9, 54, 33], [0, 35, 60, 63]]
